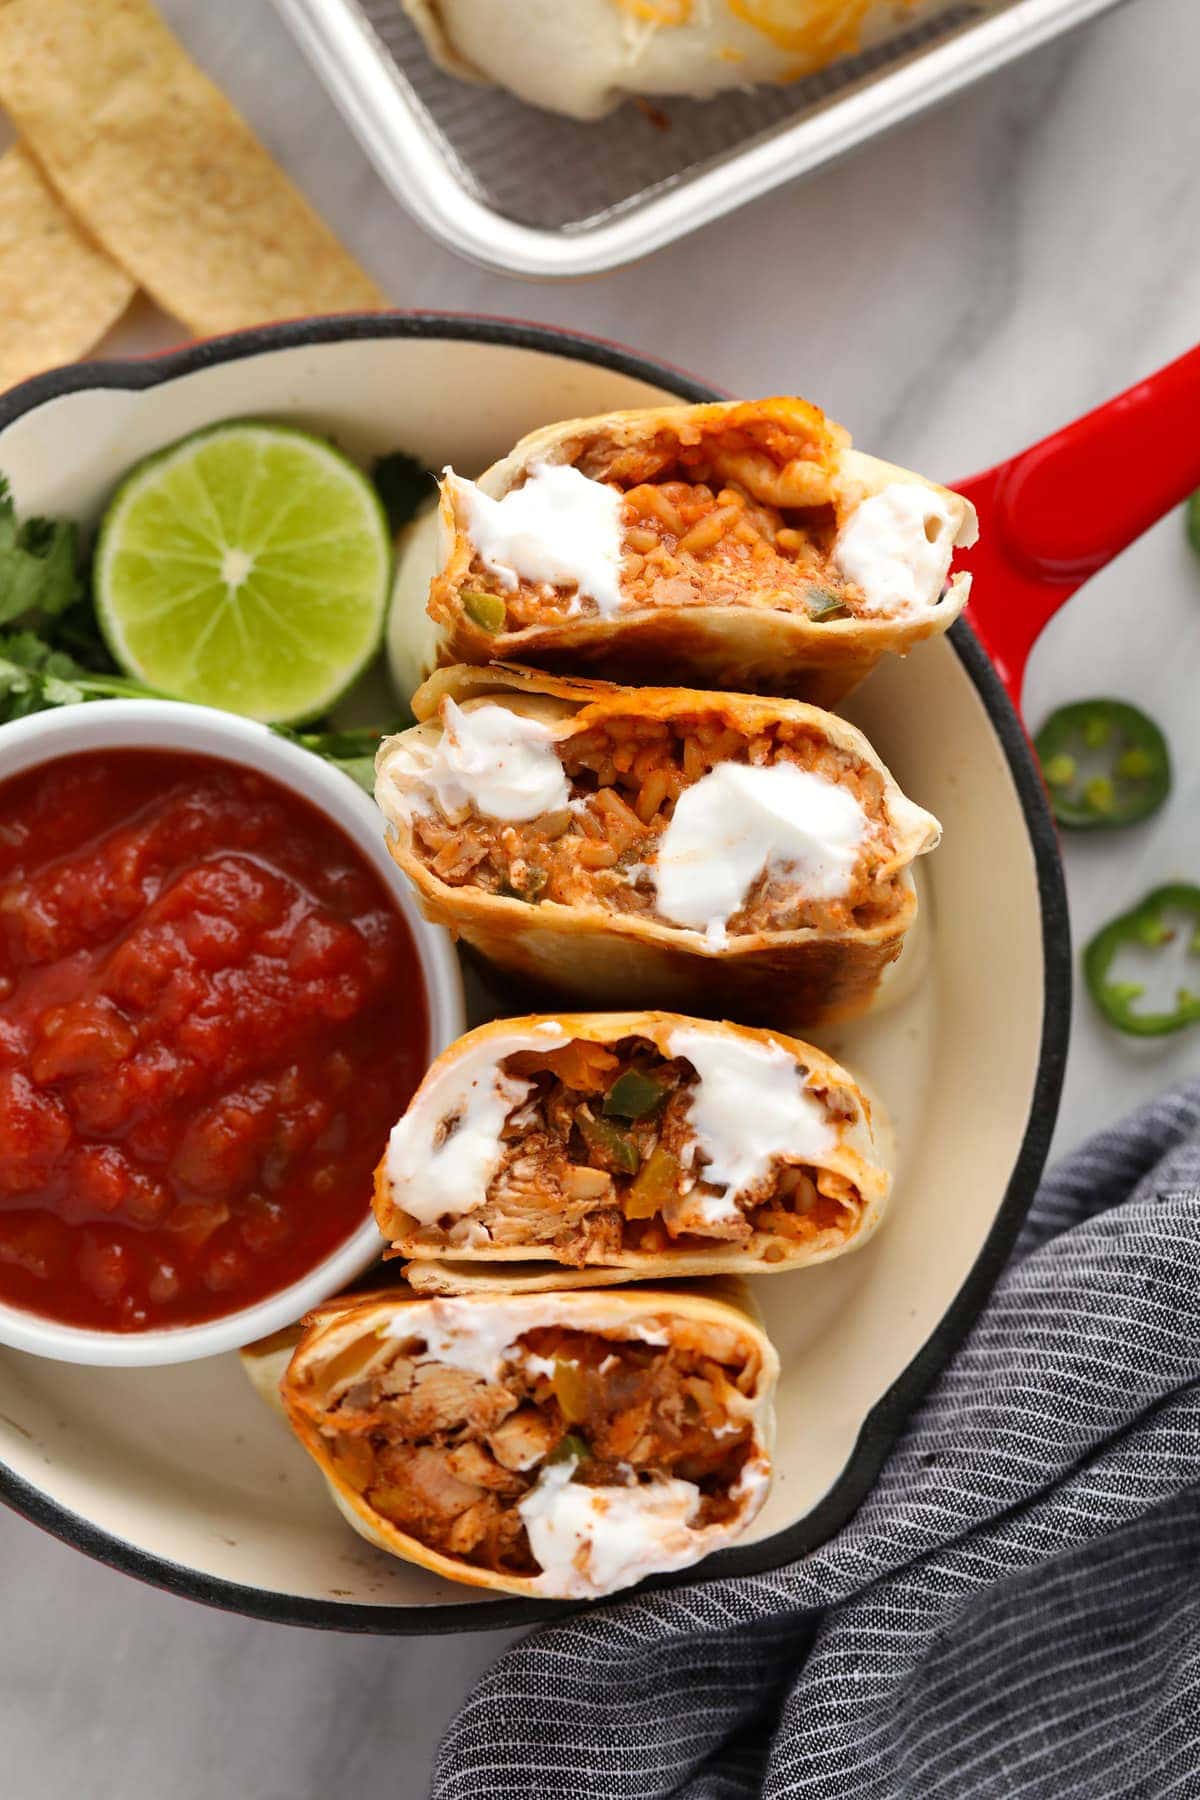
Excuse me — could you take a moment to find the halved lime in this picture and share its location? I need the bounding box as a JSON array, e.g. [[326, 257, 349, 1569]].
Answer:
[[95, 422, 391, 724]]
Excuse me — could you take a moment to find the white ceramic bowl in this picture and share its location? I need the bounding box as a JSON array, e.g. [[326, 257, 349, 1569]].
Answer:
[[0, 699, 465, 1368]]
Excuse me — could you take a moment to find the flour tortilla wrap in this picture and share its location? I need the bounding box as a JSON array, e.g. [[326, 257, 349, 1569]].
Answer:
[[374, 663, 939, 1027], [403, 2, 951, 122], [240, 1326, 302, 1414], [276, 1280, 777, 1599], [239, 1322, 412, 1554], [386, 501, 443, 708], [375, 1011, 890, 1289], [422, 397, 976, 705]]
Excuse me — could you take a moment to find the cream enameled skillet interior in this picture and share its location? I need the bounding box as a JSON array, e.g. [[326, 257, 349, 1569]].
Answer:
[[0, 317, 1067, 1632]]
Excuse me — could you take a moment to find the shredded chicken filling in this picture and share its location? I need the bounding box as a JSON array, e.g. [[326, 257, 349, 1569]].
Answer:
[[409, 710, 902, 935], [456, 419, 922, 628], [407, 1034, 863, 1263], [295, 1326, 759, 1577]]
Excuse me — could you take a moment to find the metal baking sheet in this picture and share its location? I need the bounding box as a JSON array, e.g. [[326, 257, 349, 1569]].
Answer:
[[272, 0, 1128, 278]]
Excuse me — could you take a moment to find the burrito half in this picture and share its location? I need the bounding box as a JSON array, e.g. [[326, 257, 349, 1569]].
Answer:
[[376, 1011, 889, 1284], [374, 663, 939, 1025], [404, 2, 950, 122], [421, 398, 976, 704], [276, 1282, 777, 1598]]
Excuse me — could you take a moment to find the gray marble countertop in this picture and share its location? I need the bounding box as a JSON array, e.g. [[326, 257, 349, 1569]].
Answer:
[[4, 0, 1199, 1793]]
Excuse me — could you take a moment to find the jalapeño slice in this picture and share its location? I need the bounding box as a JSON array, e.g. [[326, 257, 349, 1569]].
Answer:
[[1084, 883, 1200, 1036], [1186, 489, 1200, 557], [1035, 699, 1170, 829]]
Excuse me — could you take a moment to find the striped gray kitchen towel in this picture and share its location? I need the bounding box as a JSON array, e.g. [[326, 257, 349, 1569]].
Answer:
[[433, 1080, 1200, 1798]]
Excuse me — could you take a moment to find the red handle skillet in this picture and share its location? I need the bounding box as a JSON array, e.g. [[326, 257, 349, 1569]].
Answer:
[[0, 317, 1191, 1636]]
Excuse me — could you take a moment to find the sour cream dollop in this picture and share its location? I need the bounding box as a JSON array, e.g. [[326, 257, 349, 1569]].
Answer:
[[653, 761, 867, 942], [447, 462, 625, 617], [385, 1024, 567, 1229], [668, 1027, 837, 1199], [519, 1457, 705, 1598], [382, 1297, 672, 1383], [392, 698, 569, 823], [833, 482, 964, 617]]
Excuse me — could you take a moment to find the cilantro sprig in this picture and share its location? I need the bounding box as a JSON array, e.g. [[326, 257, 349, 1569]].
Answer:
[[0, 465, 416, 793], [272, 724, 388, 795], [0, 631, 158, 723], [372, 451, 436, 535], [0, 629, 391, 792], [0, 476, 84, 627]]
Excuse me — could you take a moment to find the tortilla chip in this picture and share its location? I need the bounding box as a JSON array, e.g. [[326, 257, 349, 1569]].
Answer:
[[0, 143, 135, 391], [0, 0, 387, 335]]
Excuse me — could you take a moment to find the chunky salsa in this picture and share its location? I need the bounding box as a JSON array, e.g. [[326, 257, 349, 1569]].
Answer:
[[0, 750, 427, 1331]]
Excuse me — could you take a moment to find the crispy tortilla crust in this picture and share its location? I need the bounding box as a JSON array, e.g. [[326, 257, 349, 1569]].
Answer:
[[275, 1281, 777, 1597], [373, 1010, 891, 1285], [240, 1327, 300, 1415], [426, 399, 976, 705], [376, 663, 938, 1028]]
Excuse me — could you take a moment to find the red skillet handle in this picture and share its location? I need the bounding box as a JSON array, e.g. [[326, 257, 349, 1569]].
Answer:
[[953, 342, 1200, 709]]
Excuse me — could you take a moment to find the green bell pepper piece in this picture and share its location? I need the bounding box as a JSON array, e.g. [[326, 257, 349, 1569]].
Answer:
[[602, 1068, 665, 1119], [805, 587, 847, 622], [500, 865, 548, 904], [461, 588, 507, 633], [577, 1110, 640, 1175], [547, 1432, 591, 1466]]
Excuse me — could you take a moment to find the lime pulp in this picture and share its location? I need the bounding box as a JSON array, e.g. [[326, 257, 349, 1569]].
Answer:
[[95, 421, 391, 724]]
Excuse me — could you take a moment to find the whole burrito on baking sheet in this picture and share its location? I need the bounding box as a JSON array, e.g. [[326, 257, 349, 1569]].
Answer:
[[259, 1281, 777, 1599], [412, 397, 976, 705], [403, 2, 951, 123], [374, 663, 940, 1026], [374, 1011, 890, 1287]]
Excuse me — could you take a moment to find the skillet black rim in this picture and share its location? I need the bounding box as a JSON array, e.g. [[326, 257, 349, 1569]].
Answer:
[[0, 312, 1071, 1635]]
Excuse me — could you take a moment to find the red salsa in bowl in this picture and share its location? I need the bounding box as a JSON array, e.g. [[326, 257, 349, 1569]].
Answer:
[[0, 749, 429, 1333]]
